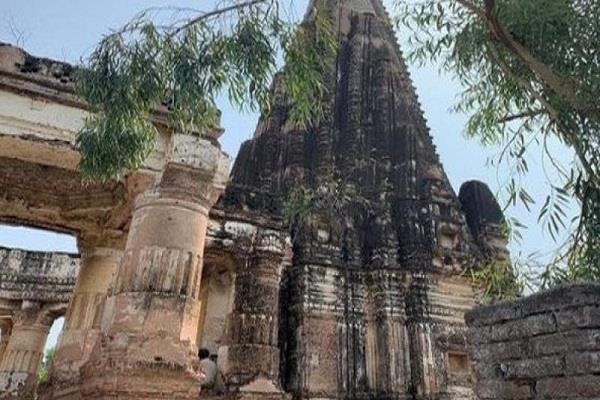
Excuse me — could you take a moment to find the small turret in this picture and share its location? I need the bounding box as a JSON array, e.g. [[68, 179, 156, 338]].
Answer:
[[459, 180, 509, 262]]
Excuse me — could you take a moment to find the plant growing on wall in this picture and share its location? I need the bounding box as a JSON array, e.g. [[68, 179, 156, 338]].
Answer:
[[37, 347, 55, 385]]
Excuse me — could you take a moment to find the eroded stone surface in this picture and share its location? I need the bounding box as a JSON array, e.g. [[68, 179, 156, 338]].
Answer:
[[43, 240, 122, 399], [466, 284, 600, 400], [213, 0, 497, 398], [78, 135, 229, 399], [0, 1, 516, 399], [0, 248, 78, 398], [0, 302, 59, 399], [0, 246, 78, 304]]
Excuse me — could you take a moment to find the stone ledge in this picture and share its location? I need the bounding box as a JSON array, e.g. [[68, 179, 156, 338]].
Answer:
[[465, 283, 600, 327]]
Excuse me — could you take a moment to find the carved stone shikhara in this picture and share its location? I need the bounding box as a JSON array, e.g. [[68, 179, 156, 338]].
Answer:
[[215, 1, 506, 399], [0, 0, 515, 399]]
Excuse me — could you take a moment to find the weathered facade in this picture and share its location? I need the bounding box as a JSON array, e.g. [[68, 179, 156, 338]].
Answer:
[[0, 247, 79, 398], [466, 284, 600, 400], [0, 0, 513, 399], [213, 1, 507, 399]]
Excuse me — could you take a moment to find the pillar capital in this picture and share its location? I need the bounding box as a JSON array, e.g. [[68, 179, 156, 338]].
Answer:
[[12, 301, 55, 328], [167, 133, 230, 183], [77, 231, 126, 255]]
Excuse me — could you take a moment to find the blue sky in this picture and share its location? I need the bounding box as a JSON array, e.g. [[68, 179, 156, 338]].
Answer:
[[0, 0, 574, 349]]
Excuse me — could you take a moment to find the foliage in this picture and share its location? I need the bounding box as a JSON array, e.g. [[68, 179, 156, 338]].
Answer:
[[283, 185, 315, 238], [76, 0, 337, 182], [282, 157, 391, 238], [37, 347, 55, 385], [470, 260, 526, 301], [395, 0, 600, 286]]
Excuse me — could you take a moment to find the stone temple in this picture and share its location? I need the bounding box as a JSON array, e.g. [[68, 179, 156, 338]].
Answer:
[[0, 0, 509, 399]]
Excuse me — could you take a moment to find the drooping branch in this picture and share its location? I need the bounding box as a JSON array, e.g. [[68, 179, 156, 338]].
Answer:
[[170, 0, 268, 37], [106, 0, 269, 40], [499, 109, 544, 123], [487, 43, 596, 183], [482, 0, 588, 112]]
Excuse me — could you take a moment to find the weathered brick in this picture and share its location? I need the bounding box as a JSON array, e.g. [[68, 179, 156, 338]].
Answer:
[[520, 284, 600, 317], [556, 306, 600, 331], [565, 351, 600, 375], [476, 379, 532, 399], [466, 285, 600, 329], [536, 375, 600, 398], [470, 325, 493, 344], [530, 330, 600, 356], [466, 303, 522, 327], [500, 355, 563, 379], [473, 360, 503, 380], [473, 340, 526, 362], [490, 314, 556, 343], [469, 285, 600, 400]]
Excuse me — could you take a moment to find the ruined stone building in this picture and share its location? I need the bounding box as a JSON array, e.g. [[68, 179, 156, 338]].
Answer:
[[0, 0, 509, 399]]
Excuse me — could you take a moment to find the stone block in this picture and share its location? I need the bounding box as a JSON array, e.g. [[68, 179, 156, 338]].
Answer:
[[565, 351, 600, 375], [476, 314, 557, 344], [530, 330, 600, 357], [519, 284, 600, 316], [472, 340, 526, 362], [535, 375, 600, 398], [556, 306, 600, 331], [466, 284, 600, 329], [465, 303, 521, 327], [473, 359, 503, 380], [500, 355, 563, 379], [475, 379, 532, 400]]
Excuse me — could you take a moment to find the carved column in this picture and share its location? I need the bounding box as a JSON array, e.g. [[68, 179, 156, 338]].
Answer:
[[220, 232, 289, 398], [0, 301, 54, 399], [46, 237, 122, 399], [80, 134, 228, 399], [0, 319, 11, 365]]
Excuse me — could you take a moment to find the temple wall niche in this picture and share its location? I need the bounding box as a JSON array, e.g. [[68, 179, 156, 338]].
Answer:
[[197, 260, 235, 356]]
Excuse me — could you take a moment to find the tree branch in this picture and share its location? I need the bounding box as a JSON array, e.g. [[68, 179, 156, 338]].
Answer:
[[482, 0, 588, 112], [170, 0, 268, 37], [499, 109, 544, 123], [486, 43, 596, 184]]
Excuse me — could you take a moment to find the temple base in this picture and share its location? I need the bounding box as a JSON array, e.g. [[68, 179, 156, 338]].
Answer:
[[80, 358, 201, 400]]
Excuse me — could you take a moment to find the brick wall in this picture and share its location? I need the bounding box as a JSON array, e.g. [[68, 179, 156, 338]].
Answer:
[[465, 284, 600, 400]]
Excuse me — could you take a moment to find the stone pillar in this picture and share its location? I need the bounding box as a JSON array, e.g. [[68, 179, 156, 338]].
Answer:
[[406, 275, 441, 400], [80, 134, 228, 399], [0, 301, 54, 399], [46, 238, 122, 399], [220, 241, 287, 398], [0, 320, 11, 365]]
